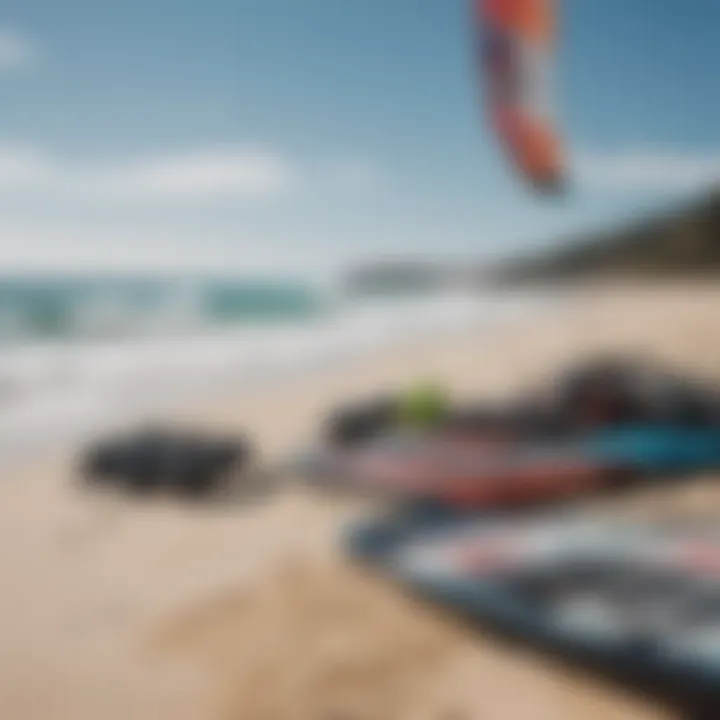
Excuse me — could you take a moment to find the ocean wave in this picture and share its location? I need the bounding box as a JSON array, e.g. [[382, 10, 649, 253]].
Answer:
[[0, 283, 563, 465], [0, 276, 326, 343]]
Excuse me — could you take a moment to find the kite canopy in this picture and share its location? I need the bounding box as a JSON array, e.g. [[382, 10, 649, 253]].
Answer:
[[475, 0, 565, 195]]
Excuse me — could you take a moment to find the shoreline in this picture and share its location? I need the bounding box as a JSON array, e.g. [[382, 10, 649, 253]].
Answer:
[[0, 289, 567, 472]]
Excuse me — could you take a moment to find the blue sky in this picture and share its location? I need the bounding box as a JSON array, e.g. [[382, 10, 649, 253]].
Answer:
[[1, 0, 720, 276]]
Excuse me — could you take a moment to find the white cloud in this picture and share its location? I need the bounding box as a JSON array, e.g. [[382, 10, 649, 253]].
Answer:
[[575, 150, 720, 193], [0, 145, 295, 202], [0, 144, 379, 204], [0, 28, 36, 71], [0, 214, 342, 277], [0, 142, 382, 274], [95, 149, 293, 201]]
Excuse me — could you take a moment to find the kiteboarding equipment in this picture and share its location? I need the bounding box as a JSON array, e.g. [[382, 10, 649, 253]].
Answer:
[[322, 357, 720, 450], [347, 513, 720, 713], [325, 395, 400, 448], [549, 357, 720, 429], [298, 357, 720, 506], [298, 425, 720, 509], [81, 427, 252, 496], [397, 379, 451, 430], [325, 382, 451, 449], [475, 0, 565, 194]]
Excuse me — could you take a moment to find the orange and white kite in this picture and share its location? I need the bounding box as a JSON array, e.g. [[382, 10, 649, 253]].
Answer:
[[475, 0, 565, 195]]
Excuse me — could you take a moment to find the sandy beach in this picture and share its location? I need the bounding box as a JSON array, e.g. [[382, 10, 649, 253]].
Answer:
[[3, 285, 720, 720]]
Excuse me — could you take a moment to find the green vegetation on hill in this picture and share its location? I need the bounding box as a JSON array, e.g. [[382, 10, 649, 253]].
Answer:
[[495, 189, 720, 283]]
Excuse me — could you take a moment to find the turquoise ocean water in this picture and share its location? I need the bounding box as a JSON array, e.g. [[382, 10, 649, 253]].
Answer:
[[0, 276, 325, 342]]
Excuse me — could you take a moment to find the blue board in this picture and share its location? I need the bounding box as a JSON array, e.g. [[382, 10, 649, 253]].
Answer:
[[581, 426, 720, 475]]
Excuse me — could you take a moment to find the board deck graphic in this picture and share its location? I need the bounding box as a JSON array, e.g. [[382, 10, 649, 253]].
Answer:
[[347, 513, 720, 698]]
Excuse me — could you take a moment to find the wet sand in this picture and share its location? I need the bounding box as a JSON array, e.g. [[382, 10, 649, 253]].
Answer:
[[2, 285, 720, 720]]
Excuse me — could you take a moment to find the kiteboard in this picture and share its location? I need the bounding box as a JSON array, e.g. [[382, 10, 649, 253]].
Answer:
[[293, 426, 720, 509], [347, 510, 720, 706]]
